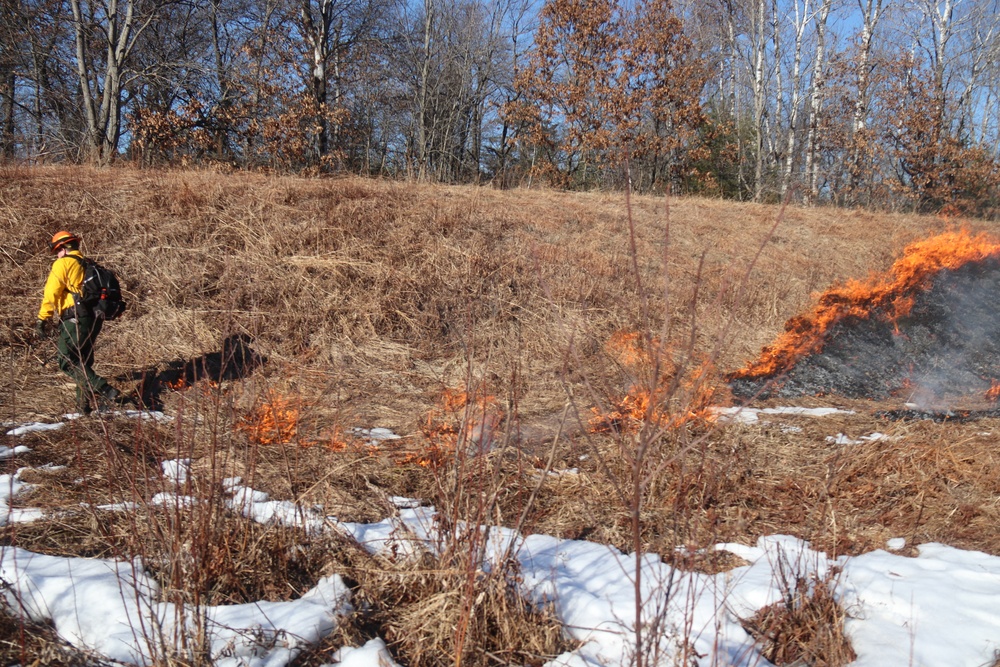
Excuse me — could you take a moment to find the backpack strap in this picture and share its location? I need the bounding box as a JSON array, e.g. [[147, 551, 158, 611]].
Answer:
[[67, 254, 89, 272], [66, 254, 92, 313]]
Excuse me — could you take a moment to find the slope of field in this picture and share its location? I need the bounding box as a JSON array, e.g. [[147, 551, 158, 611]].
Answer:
[[3, 165, 999, 666], [2, 165, 947, 420]]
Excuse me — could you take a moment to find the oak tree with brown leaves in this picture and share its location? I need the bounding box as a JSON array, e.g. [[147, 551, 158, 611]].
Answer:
[[508, 0, 707, 191]]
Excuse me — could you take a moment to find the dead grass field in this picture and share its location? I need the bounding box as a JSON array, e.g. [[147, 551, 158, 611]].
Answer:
[[1, 164, 997, 665]]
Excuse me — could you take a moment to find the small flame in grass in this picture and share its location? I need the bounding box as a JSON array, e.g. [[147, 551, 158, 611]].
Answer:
[[986, 381, 1000, 402], [166, 377, 220, 394], [166, 377, 188, 391], [235, 395, 375, 453], [731, 230, 1000, 381], [318, 425, 376, 455], [400, 387, 502, 467], [589, 331, 726, 434], [236, 396, 302, 446], [589, 388, 654, 434]]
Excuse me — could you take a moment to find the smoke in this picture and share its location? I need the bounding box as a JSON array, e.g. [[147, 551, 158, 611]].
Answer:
[[730, 257, 1000, 405]]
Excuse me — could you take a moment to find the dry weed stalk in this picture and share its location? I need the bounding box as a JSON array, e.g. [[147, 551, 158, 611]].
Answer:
[[0, 377, 348, 665], [741, 561, 856, 667], [344, 530, 570, 667], [426, 376, 556, 665], [0, 603, 103, 667]]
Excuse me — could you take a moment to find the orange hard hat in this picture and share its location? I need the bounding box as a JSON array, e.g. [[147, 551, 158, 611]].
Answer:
[[49, 230, 81, 254]]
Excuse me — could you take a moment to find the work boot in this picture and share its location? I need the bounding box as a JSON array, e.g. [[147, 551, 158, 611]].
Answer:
[[76, 397, 94, 416], [98, 386, 130, 408]]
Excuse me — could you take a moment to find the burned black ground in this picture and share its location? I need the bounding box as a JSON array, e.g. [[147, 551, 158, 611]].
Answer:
[[731, 257, 1000, 402]]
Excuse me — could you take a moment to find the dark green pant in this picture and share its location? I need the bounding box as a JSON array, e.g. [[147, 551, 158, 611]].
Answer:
[[56, 315, 110, 410]]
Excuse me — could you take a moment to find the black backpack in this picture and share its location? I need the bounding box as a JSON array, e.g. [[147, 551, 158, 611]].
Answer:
[[70, 255, 127, 321]]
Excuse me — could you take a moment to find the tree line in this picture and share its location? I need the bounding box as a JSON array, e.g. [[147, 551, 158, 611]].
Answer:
[[2, 0, 999, 215]]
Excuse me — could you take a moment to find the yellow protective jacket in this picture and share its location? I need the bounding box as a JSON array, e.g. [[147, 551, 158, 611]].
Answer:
[[38, 250, 85, 321]]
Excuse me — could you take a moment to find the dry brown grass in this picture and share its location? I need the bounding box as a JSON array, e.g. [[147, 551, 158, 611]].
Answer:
[[0, 612, 87, 667], [0, 165, 993, 665], [742, 567, 856, 667], [341, 544, 574, 667], [2, 166, 958, 419]]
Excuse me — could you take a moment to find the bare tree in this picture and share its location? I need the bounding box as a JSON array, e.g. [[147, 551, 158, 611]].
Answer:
[[69, 0, 169, 163], [299, 0, 385, 167], [750, 0, 768, 200], [484, 0, 536, 183], [0, 0, 18, 157], [207, 0, 247, 160], [777, 0, 813, 198], [951, 1, 1000, 142], [846, 0, 884, 200], [677, 0, 756, 197], [399, 0, 519, 181], [413, 0, 434, 178], [5, 0, 80, 159], [802, 0, 832, 203]]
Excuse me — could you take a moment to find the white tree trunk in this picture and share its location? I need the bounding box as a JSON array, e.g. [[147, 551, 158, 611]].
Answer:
[[847, 0, 883, 199], [780, 0, 812, 200], [751, 0, 768, 201], [804, 0, 832, 204]]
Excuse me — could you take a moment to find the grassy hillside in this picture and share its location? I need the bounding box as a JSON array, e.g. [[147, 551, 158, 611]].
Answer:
[[2, 165, 951, 419], [1, 165, 996, 665]]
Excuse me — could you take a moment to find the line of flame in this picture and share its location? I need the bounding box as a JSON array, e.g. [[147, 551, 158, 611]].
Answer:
[[730, 230, 1000, 381]]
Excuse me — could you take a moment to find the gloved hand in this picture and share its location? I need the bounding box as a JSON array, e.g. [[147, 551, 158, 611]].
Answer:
[[34, 319, 47, 340]]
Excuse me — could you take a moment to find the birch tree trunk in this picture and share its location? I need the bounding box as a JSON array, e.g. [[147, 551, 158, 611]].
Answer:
[[721, 0, 746, 196], [954, 3, 997, 141], [847, 0, 883, 201], [751, 0, 768, 201], [301, 0, 333, 164], [772, 0, 783, 148], [929, 0, 955, 129], [779, 0, 812, 200], [803, 0, 832, 204]]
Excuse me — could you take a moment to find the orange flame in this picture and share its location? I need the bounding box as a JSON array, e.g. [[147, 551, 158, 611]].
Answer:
[[233, 396, 379, 456], [235, 396, 302, 446], [987, 381, 1000, 402], [235, 395, 375, 454], [731, 230, 1000, 381], [606, 330, 656, 369], [400, 386, 502, 467], [321, 435, 377, 455], [165, 376, 220, 394], [166, 377, 189, 391], [590, 331, 726, 434]]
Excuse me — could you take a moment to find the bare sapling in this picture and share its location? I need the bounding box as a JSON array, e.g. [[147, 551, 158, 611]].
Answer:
[[557, 164, 786, 667]]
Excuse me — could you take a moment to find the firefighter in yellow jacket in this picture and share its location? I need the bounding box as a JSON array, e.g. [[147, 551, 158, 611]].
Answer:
[[36, 231, 125, 414]]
